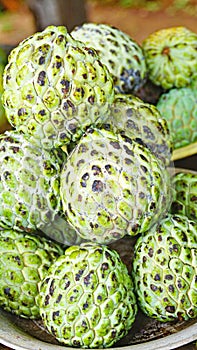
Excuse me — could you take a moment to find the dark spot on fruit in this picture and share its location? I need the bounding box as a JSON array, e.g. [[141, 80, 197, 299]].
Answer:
[[39, 56, 45, 65], [148, 248, 154, 257], [101, 262, 109, 271], [110, 141, 120, 149], [165, 274, 173, 280], [154, 274, 161, 281], [92, 180, 104, 192], [92, 165, 101, 175], [49, 279, 55, 296], [37, 71, 46, 86], [165, 305, 175, 313], [125, 158, 132, 165], [143, 256, 147, 263], [141, 165, 148, 173], [150, 284, 158, 291], [18, 108, 27, 116], [56, 294, 62, 303], [14, 255, 21, 265], [10, 146, 19, 153], [52, 311, 60, 320], [88, 95, 95, 104], [4, 287, 11, 296], [64, 281, 70, 289], [78, 194, 82, 202], [45, 294, 50, 306], [168, 285, 174, 292], [39, 109, 46, 116], [84, 271, 94, 286]]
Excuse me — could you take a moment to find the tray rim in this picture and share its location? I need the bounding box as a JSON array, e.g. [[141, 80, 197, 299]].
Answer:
[[0, 309, 196, 350]]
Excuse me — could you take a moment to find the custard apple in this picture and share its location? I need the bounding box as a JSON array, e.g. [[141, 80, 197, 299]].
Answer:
[[2, 25, 115, 149], [170, 172, 197, 221], [142, 26, 197, 89], [132, 214, 197, 322], [0, 130, 65, 232], [36, 242, 137, 348], [0, 46, 9, 131], [102, 93, 173, 166], [0, 229, 64, 319], [60, 127, 172, 244], [71, 23, 147, 94], [156, 87, 197, 149]]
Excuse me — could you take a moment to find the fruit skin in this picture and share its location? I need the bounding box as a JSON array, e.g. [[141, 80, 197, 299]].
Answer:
[[0, 46, 9, 131], [132, 214, 197, 322], [102, 93, 173, 166], [71, 23, 147, 94], [36, 242, 137, 348], [142, 26, 197, 90], [156, 87, 197, 149], [0, 130, 65, 233], [2, 25, 115, 149], [60, 127, 172, 244], [170, 172, 197, 221], [0, 229, 64, 319]]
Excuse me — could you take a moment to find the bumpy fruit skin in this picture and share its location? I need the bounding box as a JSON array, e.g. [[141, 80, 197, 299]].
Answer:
[[142, 26, 197, 89], [0, 229, 64, 319], [60, 128, 172, 244], [0, 130, 65, 232], [103, 93, 173, 166], [132, 214, 197, 322], [156, 87, 197, 149], [2, 25, 114, 149], [171, 172, 197, 221], [71, 23, 147, 94], [36, 242, 137, 348], [0, 46, 9, 130]]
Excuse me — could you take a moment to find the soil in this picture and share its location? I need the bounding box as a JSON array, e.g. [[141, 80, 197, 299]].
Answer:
[[0, 1, 196, 47]]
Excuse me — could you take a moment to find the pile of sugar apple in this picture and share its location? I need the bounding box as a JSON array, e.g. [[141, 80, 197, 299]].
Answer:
[[0, 23, 196, 349]]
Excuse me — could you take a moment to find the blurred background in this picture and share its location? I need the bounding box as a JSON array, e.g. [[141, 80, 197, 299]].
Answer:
[[0, 0, 196, 47]]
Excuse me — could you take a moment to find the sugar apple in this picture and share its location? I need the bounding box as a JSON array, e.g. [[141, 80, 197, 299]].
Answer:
[[0, 130, 65, 233], [170, 172, 197, 221], [2, 25, 115, 149], [0, 228, 64, 319], [102, 93, 173, 166], [156, 87, 197, 149], [0, 46, 9, 131], [36, 242, 137, 348], [142, 26, 197, 89], [60, 127, 172, 244], [71, 23, 147, 94], [132, 213, 197, 322]]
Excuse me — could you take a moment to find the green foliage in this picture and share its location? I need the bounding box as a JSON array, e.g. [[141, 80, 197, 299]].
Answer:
[[87, 0, 197, 15]]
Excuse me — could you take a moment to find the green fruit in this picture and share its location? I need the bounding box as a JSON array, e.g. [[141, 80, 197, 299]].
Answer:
[[0, 130, 65, 232], [0, 46, 9, 130], [36, 242, 137, 348], [103, 93, 173, 166], [142, 26, 197, 89], [2, 25, 115, 149], [60, 127, 172, 244], [132, 214, 197, 322], [170, 172, 197, 221], [156, 87, 197, 149], [71, 23, 147, 94], [0, 229, 64, 319]]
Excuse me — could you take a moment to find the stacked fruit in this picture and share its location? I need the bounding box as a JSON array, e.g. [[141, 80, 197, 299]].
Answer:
[[0, 23, 196, 349], [142, 26, 197, 154]]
